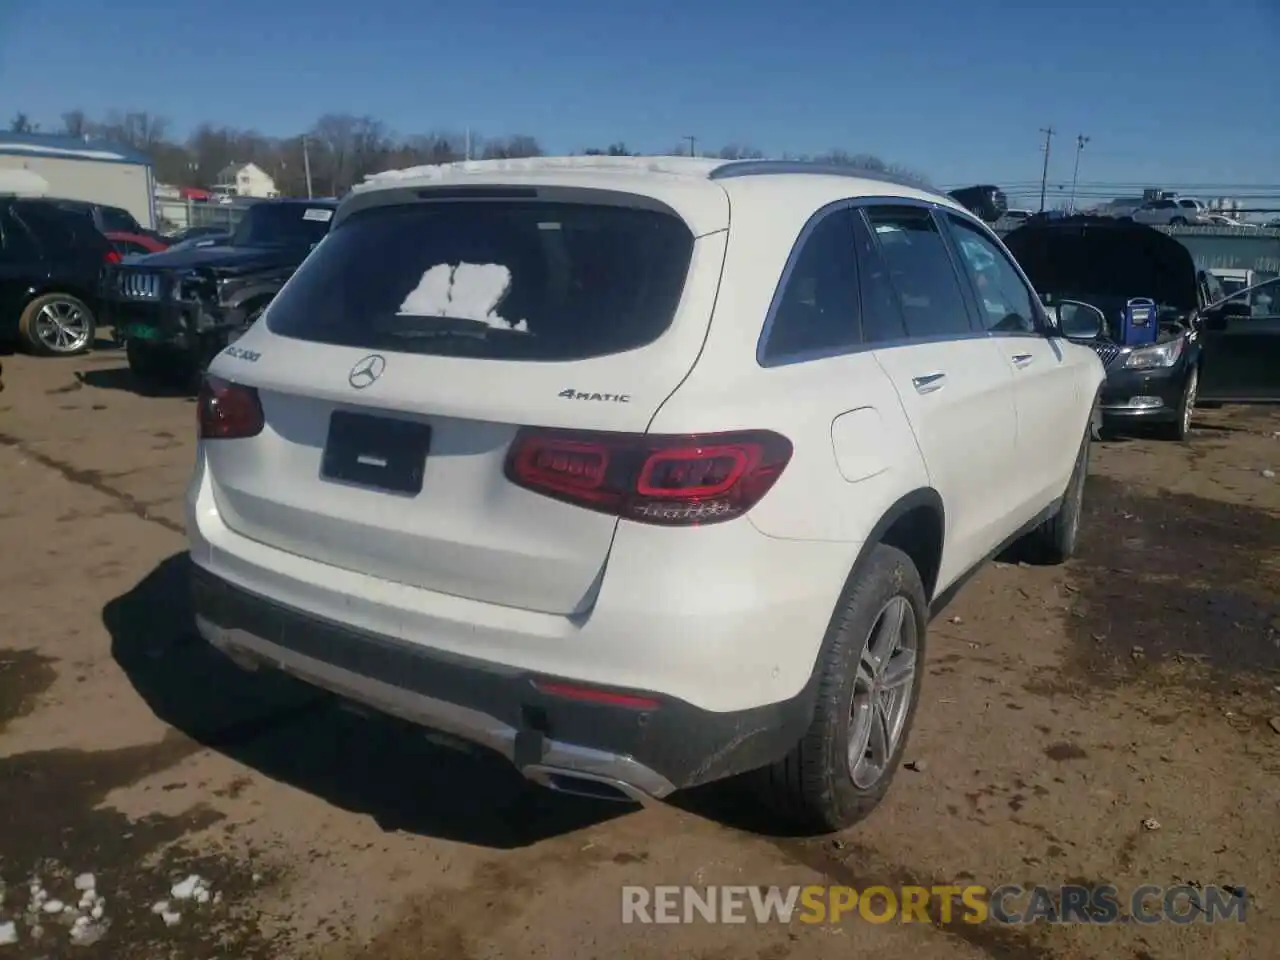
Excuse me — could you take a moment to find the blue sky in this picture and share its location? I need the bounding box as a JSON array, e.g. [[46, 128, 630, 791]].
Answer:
[[2, 0, 1276, 203]]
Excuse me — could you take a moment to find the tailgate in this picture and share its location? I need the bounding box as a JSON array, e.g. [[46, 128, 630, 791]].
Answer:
[[202, 192, 728, 616]]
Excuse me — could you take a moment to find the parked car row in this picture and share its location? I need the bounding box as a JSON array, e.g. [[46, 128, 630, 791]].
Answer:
[[0, 195, 329, 370]]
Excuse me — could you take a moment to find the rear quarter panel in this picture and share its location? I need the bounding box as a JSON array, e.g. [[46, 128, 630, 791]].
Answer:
[[648, 176, 932, 545]]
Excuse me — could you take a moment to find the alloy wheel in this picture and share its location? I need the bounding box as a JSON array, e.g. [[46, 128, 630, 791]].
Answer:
[[847, 595, 918, 789], [34, 299, 92, 354]]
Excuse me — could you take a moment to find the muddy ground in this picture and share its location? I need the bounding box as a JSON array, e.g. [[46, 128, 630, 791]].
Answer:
[[0, 346, 1277, 960]]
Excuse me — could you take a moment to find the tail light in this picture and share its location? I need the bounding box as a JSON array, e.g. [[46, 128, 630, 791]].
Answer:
[[104, 249, 121, 264], [197, 375, 264, 439], [505, 428, 792, 526]]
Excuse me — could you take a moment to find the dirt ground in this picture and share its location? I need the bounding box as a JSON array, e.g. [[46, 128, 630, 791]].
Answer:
[[1, 345, 1278, 960]]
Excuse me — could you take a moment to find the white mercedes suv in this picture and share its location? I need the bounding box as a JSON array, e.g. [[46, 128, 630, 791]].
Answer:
[[186, 156, 1105, 833]]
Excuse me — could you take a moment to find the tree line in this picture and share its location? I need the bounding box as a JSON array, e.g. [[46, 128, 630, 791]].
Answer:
[[8, 110, 931, 196]]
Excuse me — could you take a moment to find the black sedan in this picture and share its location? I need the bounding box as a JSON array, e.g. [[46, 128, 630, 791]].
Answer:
[[1003, 216, 1279, 440]]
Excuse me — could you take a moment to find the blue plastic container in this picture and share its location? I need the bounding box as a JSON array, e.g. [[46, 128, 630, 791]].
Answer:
[[1119, 298, 1159, 346]]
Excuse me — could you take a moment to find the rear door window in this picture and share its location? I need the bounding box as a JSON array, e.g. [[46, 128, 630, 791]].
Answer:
[[861, 206, 975, 339], [12, 202, 94, 255], [760, 207, 861, 362], [266, 200, 695, 361], [0, 207, 41, 261]]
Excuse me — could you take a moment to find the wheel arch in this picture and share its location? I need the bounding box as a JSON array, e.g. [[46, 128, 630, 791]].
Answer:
[[782, 486, 947, 744]]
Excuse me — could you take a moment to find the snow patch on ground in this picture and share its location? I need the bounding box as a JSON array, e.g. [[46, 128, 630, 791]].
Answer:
[[0, 865, 220, 948]]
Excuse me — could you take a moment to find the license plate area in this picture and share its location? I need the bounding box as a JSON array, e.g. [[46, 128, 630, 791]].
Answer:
[[121, 323, 161, 341], [320, 411, 431, 496]]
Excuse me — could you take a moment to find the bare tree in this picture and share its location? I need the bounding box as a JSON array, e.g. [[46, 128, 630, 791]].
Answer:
[[715, 144, 765, 160], [480, 134, 543, 160], [6, 105, 933, 195], [98, 111, 169, 150], [61, 110, 88, 137], [582, 142, 635, 156]]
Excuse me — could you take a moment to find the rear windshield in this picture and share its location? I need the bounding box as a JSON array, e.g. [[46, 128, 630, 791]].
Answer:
[[265, 200, 695, 361]]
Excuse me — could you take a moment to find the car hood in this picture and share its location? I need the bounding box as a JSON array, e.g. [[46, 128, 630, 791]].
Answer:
[[128, 243, 307, 275], [1003, 217, 1199, 311]]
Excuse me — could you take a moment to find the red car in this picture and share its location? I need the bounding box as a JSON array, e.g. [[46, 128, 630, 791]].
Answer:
[[105, 231, 170, 258]]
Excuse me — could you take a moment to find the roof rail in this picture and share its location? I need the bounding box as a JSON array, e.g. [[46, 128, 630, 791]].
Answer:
[[709, 159, 949, 198]]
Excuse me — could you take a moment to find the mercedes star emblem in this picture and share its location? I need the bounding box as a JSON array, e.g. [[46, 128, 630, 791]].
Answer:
[[348, 354, 387, 389]]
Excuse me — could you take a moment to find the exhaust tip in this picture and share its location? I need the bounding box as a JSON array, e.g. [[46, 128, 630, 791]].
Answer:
[[522, 765, 648, 804]]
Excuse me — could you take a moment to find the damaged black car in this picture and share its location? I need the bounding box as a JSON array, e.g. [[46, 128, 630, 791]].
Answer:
[[104, 198, 337, 385], [1003, 215, 1253, 441]]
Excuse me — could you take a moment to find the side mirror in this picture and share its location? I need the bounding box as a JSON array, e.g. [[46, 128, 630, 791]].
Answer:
[[1054, 300, 1105, 340]]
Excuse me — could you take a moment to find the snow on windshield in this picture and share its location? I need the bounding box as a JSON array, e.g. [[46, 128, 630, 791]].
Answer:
[[398, 263, 529, 331]]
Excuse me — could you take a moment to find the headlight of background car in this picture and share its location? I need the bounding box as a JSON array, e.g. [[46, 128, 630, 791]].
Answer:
[[1123, 337, 1184, 370]]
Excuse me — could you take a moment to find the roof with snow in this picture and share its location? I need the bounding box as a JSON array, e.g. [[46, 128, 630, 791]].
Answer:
[[355, 155, 947, 200], [0, 132, 152, 167]]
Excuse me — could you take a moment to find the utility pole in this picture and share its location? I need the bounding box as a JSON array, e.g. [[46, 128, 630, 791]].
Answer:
[[682, 135, 697, 157], [1068, 134, 1090, 213], [302, 135, 314, 199], [465, 128, 472, 161], [1038, 126, 1056, 213]]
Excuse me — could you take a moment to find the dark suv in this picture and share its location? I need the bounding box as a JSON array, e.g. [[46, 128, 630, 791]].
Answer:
[[105, 198, 337, 385], [0, 197, 115, 355]]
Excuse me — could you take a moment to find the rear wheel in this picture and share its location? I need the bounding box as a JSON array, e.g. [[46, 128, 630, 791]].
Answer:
[[18, 293, 96, 356], [755, 544, 927, 834]]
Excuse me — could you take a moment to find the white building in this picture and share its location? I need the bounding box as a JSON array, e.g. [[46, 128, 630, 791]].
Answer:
[[213, 162, 279, 199], [0, 132, 156, 229]]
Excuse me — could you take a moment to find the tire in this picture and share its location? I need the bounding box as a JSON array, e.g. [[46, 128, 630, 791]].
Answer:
[[1170, 217, 1187, 226], [756, 544, 928, 834], [18, 293, 96, 356], [1157, 365, 1197, 441], [1026, 428, 1090, 563]]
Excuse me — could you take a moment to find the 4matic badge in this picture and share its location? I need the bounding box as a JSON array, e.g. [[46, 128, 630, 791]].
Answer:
[[558, 388, 631, 403]]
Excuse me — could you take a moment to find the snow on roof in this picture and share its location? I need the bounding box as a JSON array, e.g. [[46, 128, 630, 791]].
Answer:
[[354, 156, 953, 209], [0, 132, 151, 166], [357, 155, 729, 191]]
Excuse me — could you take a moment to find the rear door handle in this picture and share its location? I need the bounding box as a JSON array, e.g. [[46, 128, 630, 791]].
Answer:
[[911, 372, 947, 394], [1012, 353, 1035, 367]]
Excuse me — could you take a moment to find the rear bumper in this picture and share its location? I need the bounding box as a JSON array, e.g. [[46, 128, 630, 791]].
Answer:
[[184, 449, 853, 796], [191, 564, 812, 797]]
